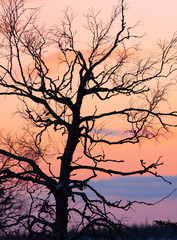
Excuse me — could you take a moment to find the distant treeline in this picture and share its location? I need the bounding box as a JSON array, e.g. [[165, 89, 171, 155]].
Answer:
[[0, 223, 177, 239], [68, 223, 177, 240]]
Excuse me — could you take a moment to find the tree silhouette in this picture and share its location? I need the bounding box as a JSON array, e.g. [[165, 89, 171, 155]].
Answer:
[[0, 0, 177, 239]]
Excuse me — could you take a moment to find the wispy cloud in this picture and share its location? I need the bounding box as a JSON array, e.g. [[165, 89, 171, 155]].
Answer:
[[91, 129, 124, 137], [90, 175, 177, 200]]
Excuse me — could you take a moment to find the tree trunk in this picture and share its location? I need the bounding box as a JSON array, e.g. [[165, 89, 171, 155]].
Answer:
[[53, 128, 80, 239], [54, 191, 68, 240]]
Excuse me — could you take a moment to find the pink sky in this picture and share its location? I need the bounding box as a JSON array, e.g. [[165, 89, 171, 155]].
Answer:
[[25, 0, 177, 49], [0, 0, 176, 176], [1, 0, 177, 176], [0, 0, 177, 225]]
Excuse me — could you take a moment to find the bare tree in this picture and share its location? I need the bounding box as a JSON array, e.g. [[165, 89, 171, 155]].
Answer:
[[0, 0, 177, 239]]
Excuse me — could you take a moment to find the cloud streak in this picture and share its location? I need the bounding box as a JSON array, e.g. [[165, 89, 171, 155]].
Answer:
[[88, 176, 177, 224], [90, 175, 177, 200]]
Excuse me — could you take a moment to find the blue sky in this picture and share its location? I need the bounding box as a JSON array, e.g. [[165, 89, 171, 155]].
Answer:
[[90, 175, 177, 200], [88, 175, 177, 225]]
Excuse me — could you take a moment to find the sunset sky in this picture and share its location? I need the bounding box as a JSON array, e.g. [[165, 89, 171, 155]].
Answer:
[[0, 0, 177, 225]]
